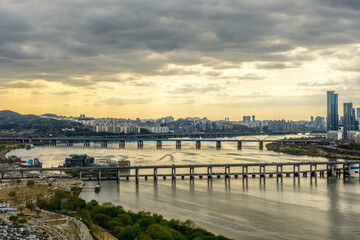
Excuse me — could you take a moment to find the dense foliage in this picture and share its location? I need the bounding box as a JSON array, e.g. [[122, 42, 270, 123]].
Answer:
[[37, 188, 230, 240]]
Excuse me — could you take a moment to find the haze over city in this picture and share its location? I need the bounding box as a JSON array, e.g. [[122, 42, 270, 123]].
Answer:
[[0, 0, 360, 120]]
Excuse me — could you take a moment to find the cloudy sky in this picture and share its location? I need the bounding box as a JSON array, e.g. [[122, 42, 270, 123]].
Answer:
[[1, 0, 360, 120]]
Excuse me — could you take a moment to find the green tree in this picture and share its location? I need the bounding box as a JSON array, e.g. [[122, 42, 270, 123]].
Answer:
[[146, 224, 174, 240], [26, 180, 35, 187], [8, 191, 16, 198]]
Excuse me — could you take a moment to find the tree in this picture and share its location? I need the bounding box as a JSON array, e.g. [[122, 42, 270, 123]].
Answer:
[[26, 180, 35, 187], [8, 191, 16, 198]]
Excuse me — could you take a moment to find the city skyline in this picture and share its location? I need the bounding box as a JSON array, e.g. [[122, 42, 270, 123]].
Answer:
[[1, 1, 360, 120]]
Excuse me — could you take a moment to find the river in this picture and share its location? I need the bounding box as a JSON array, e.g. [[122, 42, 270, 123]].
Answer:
[[7, 136, 360, 239]]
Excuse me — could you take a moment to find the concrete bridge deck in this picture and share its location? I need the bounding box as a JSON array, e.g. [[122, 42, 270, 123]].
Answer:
[[1, 161, 359, 181]]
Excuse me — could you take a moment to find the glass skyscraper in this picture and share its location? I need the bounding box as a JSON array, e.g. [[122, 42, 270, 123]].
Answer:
[[343, 102, 356, 139], [327, 91, 338, 131]]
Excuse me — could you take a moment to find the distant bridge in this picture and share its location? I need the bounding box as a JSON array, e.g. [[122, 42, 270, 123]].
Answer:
[[0, 136, 323, 150]]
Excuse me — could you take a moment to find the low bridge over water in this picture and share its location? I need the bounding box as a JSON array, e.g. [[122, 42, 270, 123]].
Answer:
[[1, 136, 323, 150], [1, 161, 358, 181]]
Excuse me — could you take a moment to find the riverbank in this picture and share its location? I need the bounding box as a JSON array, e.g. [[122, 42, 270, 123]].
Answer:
[[266, 142, 360, 160], [38, 188, 231, 240], [0, 141, 26, 161]]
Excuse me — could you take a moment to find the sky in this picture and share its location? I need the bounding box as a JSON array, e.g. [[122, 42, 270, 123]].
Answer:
[[0, 0, 360, 120]]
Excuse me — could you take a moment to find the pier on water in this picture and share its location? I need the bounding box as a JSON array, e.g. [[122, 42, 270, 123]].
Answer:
[[1, 161, 360, 182]]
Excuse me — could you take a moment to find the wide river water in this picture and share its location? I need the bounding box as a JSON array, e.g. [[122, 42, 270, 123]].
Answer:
[[7, 136, 360, 239]]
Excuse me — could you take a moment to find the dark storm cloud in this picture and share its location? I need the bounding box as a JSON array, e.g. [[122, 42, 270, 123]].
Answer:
[[0, 0, 359, 86]]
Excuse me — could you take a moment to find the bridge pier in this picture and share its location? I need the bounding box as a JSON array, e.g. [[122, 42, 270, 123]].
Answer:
[[119, 140, 125, 148], [196, 141, 201, 149], [135, 168, 139, 182], [101, 141, 107, 148], [327, 164, 335, 177], [78, 170, 81, 180], [237, 141, 242, 150], [84, 140, 90, 147], [176, 140, 181, 149], [216, 141, 221, 150], [259, 141, 264, 150], [190, 167, 195, 179], [40, 171, 43, 179], [276, 165, 283, 177], [20, 171, 23, 179], [225, 166, 230, 178], [172, 167, 176, 180], [67, 140, 73, 146], [310, 164, 317, 177], [343, 164, 350, 178], [156, 141, 162, 149], [259, 166, 265, 178], [0, 172, 2, 179], [138, 140, 143, 149], [51, 140, 57, 146], [207, 167, 212, 178], [154, 168, 158, 180], [243, 166, 248, 177], [116, 170, 120, 182], [293, 165, 300, 177]]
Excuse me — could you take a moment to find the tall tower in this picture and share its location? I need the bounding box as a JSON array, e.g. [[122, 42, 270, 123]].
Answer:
[[327, 91, 338, 131], [343, 102, 356, 139]]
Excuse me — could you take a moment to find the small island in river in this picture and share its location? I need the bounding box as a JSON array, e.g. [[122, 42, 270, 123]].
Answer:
[[266, 141, 360, 160]]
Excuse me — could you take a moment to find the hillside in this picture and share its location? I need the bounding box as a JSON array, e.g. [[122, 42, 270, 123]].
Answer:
[[0, 110, 94, 137]]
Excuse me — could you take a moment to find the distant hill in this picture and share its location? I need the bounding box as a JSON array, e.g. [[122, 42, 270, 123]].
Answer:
[[0, 110, 94, 137]]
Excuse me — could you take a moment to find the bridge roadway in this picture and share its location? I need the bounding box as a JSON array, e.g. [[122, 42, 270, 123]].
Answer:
[[1, 161, 359, 180], [0, 136, 322, 150]]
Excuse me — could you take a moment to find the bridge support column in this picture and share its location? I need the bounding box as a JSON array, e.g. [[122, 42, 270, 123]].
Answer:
[[119, 140, 125, 148], [207, 167, 212, 178], [20, 171, 23, 179], [259, 141, 264, 150], [138, 141, 143, 149], [84, 140, 90, 147], [196, 141, 201, 149], [60, 170, 63, 179], [310, 164, 317, 177], [172, 167, 176, 179], [276, 165, 283, 177], [67, 140, 73, 146], [293, 165, 300, 177], [176, 141, 181, 149], [101, 141, 107, 148], [343, 163, 350, 178], [225, 166, 230, 178], [154, 168, 158, 180], [0, 172, 2, 179], [260, 166, 265, 178], [327, 164, 335, 177], [51, 140, 56, 146], [40, 171, 43, 180], [237, 141, 242, 150], [135, 168, 139, 182], [190, 167, 195, 179], [243, 166, 248, 177], [78, 171, 81, 180], [216, 141, 221, 150], [98, 170, 101, 182], [156, 141, 162, 149]]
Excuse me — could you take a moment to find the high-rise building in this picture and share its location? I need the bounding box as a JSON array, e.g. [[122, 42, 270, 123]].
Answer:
[[310, 116, 314, 122], [243, 116, 251, 123], [343, 103, 356, 139], [252, 115, 255, 122], [327, 91, 338, 131], [357, 108, 360, 120]]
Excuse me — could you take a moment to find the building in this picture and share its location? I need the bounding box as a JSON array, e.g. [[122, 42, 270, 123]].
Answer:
[[327, 91, 338, 131], [252, 115, 255, 122], [357, 108, 360, 120], [243, 116, 251, 123], [343, 103, 357, 139], [64, 154, 94, 167]]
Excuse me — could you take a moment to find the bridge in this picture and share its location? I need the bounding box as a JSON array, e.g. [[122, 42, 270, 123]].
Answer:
[[0, 136, 323, 150], [1, 161, 358, 181]]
